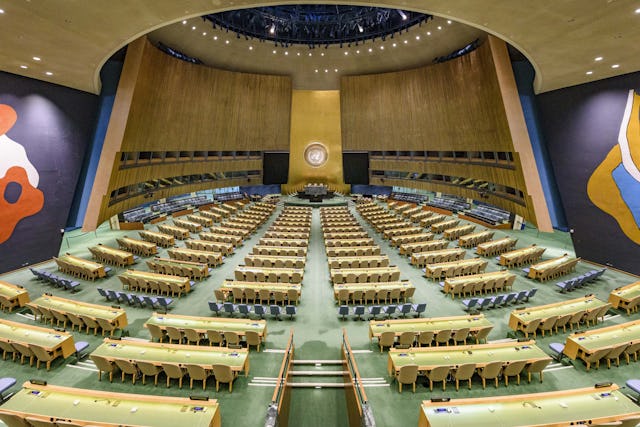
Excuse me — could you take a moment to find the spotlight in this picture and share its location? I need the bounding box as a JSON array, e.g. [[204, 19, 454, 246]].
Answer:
[[397, 10, 407, 20], [357, 24, 363, 33], [269, 24, 276, 34]]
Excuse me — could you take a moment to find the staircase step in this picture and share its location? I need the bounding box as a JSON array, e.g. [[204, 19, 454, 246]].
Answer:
[[290, 370, 348, 376], [287, 382, 350, 388], [292, 359, 342, 365]]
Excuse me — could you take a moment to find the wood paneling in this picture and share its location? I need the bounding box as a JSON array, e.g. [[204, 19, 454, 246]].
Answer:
[[341, 41, 512, 152], [123, 39, 291, 152]]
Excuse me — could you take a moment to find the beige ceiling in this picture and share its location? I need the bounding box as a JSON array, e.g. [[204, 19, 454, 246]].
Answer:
[[1, 1, 639, 95]]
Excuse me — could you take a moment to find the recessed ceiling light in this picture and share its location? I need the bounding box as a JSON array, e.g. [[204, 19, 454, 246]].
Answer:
[[315, 69, 318, 73], [586, 71, 593, 75], [356, 50, 360, 54], [380, 46, 384, 50], [334, 69, 338, 72], [20, 65, 27, 69], [182, 20, 187, 24], [308, 53, 312, 56], [427, 31, 431, 36], [33, 56, 41, 61], [213, 36, 218, 40], [273, 50, 276, 54], [297, 52, 301, 56], [368, 48, 372, 52], [437, 26, 442, 30], [594, 56, 603, 61], [45, 71, 53, 76], [403, 40, 408, 44], [611, 64, 620, 68], [321, 52, 325, 56], [415, 36, 420, 40], [225, 40, 229, 44], [344, 51, 348, 55], [191, 26, 196, 30], [635, 7, 640, 13], [392, 43, 397, 47], [0, 9, 5, 14], [447, 20, 452, 24], [249, 46, 253, 50], [284, 51, 288, 55], [202, 32, 207, 36], [324, 69, 328, 73]]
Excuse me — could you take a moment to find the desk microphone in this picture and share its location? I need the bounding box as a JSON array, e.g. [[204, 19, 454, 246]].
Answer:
[[30, 379, 47, 386]]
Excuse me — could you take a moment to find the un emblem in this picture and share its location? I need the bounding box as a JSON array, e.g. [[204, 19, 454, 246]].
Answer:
[[304, 142, 328, 167]]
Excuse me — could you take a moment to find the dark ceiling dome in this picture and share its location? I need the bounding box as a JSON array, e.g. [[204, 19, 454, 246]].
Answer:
[[205, 5, 431, 47]]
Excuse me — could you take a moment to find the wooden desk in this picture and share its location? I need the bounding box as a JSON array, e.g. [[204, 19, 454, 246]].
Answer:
[[56, 254, 105, 280], [383, 227, 424, 239], [199, 231, 243, 246], [476, 236, 517, 256], [442, 270, 514, 298], [235, 266, 304, 283], [499, 245, 545, 267], [458, 230, 495, 248], [0, 381, 221, 427], [145, 312, 267, 340], [334, 281, 413, 299], [324, 238, 375, 248], [390, 233, 434, 247], [185, 239, 234, 256], [411, 248, 466, 266], [331, 266, 401, 283], [220, 280, 301, 296], [509, 295, 609, 334], [157, 224, 190, 240], [430, 219, 460, 233], [186, 213, 214, 227], [608, 281, 640, 310], [418, 385, 640, 427], [323, 231, 369, 240], [0, 281, 30, 310], [245, 254, 306, 269], [149, 257, 210, 278], [138, 230, 176, 248], [369, 314, 492, 343], [265, 231, 311, 240], [399, 240, 449, 255], [269, 226, 312, 233], [117, 236, 158, 256], [253, 245, 307, 257], [173, 218, 203, 233], [328, 255, 390, 269], [89, 244, 134, 266], [443, 224, 476, 241], [259, 237, 309, 248], [388, 340, 550, 376], [167, 248, 223, 267], [563, 319, 640, 360], [91, 338, 249, 376], [0, 318, 75, 358], [209, 206, 230, 218], [31, 295, 128, 329], [424, 258, 487, 280], [210, 225, 249, 238], [527, 255, 579, 281], [120, 270, 191, 293], [326, 246, 381, 257], [199, 209, 223, 222], [420, 214, 447, 228]]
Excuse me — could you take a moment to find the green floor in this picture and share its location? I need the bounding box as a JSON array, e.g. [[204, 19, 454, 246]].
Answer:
[[0, 197, 638, 427]]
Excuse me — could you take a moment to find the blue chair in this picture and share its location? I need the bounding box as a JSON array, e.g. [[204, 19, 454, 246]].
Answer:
[[157, 297, 173, 313], [524, 288, 537, 301], [285, 305, 296, 319], [142, 296, 159, 309], [514, 291, 528, 304], [29, 268, 41, 280], [476, 298, 492, 311], [398, 304, 412, 318], [116, 291, 136, 305], [489, 294, 504, 308], [338, 305, 350, 320], [522, 267, 530, 275], [270, 305, 281, 320], [383, 305, 396, 319], [555, 281, 571, 293], [549, 342, 566, 362], [223, 302, 236, 317], [208, 301, 223, 315], [0, 377, 16, 402], [103, 267, 112, 275], [97, 287, 111, 301], [626, 379, 640, 396], [254, 305, 266, 319], [353, 306, 365, 320], [61, 279, 81, 292], [411, 303, 427, 317], [237, 304, 252, 317], [134, 295, 147, 307], [74, 341, 90, 363], [368, 305, 382, 320], [502, 292, 516, 305], [106, 290, 119, 302], [462, 298, 478, 311]]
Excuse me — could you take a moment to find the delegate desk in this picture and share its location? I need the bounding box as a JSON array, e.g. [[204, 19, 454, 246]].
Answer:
[[138, 230, 175, 248], [120, 270, 191, 293], [157, 224, 190, 240], [323, 231, 369, 240], [270, 226, 311, 233], [235, 266, 304, 283], [149, 257, 210, 278], [186, 213, 214, 227], [0, 318, 75, 359], [608, 281, 640, 312], [89, 244, 134, 266], [424, 258, 487, 280], [442, 224, 476, 241], [185, 239, 234, 256], [331, 266, 401, 284], [56, 254, 106, 280], [0, 381, 220, 427], [420, 214, 447, 228], [326, 246, 381, 257], [476, 236, 517, 256], [527, 255, 579, 282], [399, 240, 448, 256], [265, 231, 310, 240], [458, 230, 494, 248], [430, 219, 460, 234], [199, 209, 223, 222], [509, 295, 609, 336], [211, 225, 250, 238], [328, 255, 390, 269], [220, 280, 301, 299], [324, 238, 375, 248], [442, 270, 514, 298], [253, 245, 307, 257], [146, 312, 266, 341], [244, 254, 306, 269], [388, 340, 551, 376], [563, 319, 640, 363], [91, 338, 249, 376], [30, 295, 128, 329], [334, 281, 413, 301], [410, 248, 466, 267], [0, 281, 30, 310], [117, 236, 157, 256], [369, 314, 492, 343], [167, 248, 223, 267], [383, 227, 424, 239], [259, 238, 308, 248], [390, 233, 434, 248], [418, 385, 640, 427], [499, 245, 545, 267], [199, 231, 243, 247]]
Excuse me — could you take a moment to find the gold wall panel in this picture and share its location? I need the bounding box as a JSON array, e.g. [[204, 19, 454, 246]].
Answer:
[[285, 90, 348, 192]]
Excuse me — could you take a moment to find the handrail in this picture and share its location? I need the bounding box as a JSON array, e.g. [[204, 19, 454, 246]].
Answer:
[[342, 329, 371, 420], [270, 329, 294, 412]]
